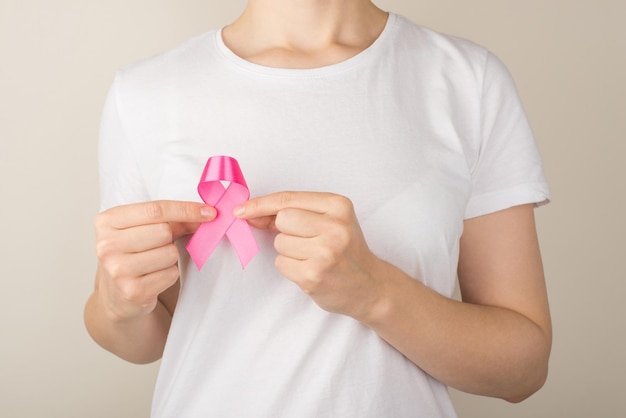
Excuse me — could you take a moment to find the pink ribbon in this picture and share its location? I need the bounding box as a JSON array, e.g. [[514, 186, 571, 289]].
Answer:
[[186, 156, 259, 269]]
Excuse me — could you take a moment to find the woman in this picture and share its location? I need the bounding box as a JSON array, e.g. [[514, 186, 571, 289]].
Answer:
[[85, 1, 552, 416]]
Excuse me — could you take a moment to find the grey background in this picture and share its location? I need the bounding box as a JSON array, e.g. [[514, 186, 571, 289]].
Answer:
[[1, 1, 624, 416]]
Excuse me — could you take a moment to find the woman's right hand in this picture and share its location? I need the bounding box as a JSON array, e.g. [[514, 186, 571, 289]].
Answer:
[[94, 200, 216, 322]]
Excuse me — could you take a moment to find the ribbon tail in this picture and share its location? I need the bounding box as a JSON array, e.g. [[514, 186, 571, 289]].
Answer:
[[186, 208, 235, 269], [226, 219, 259, 269]]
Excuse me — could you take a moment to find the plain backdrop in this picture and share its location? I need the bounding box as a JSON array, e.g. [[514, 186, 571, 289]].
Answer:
[[1, 1, 624, 417]]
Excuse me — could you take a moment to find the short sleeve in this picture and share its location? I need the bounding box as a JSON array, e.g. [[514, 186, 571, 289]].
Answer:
[[98, 74, 150, 212], [464, 52, 550, 219]]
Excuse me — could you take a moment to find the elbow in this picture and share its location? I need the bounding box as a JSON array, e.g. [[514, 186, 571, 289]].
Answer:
[[503, 358, 550, 403], [504, 320, 552, 403]]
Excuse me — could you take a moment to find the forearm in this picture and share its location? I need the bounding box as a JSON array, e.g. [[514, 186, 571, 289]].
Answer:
[[84, 289, 172, 364], [361, 260, 550, 402]]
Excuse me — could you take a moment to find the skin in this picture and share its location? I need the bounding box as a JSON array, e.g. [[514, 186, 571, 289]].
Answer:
[[85, 0, 551, 403], [221, 0, 388, 68]]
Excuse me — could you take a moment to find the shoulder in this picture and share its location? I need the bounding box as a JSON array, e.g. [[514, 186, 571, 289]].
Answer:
[[121, 30, 217, 77], [108, 29, 227, 124], [391, 14, 490, 73], [388, 14, 520, 110], [112, 30, 219, 101]]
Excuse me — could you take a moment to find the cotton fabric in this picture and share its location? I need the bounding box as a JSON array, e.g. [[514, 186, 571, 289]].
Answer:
[[98, 13, 549, 417]]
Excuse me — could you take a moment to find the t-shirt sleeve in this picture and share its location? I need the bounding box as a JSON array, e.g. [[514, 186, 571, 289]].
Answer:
[[98, 74, 150, 212], [464, 52, 550, 219]]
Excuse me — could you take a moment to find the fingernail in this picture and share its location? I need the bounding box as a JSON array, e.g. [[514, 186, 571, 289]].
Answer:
[[200, 206, 215, 218], [233, 205, 245, 217]]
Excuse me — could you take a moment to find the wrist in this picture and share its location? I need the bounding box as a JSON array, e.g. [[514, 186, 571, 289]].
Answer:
[[354, 257, 396, 328], [96, 287, 151, 325]]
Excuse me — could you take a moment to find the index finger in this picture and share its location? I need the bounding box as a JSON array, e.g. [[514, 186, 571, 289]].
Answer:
[[101, 200, 215, 230], [235, 191, 350, 219]]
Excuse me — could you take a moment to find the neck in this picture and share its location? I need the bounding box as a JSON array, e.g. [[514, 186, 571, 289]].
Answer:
[[222, 0, 388, 68]]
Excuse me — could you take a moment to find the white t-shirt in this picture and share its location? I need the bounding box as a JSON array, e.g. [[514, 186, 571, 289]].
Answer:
[[98, 13, 550, 418]]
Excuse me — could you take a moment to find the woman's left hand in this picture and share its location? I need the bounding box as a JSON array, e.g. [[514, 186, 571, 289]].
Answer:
[[235, 191, 384, 319]]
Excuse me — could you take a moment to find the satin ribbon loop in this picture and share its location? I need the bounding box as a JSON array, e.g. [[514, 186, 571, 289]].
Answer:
[[186, 156, 259, 269]]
